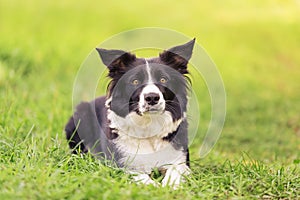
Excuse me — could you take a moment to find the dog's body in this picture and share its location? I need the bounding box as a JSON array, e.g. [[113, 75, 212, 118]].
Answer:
[[65, 39, 195, 187]]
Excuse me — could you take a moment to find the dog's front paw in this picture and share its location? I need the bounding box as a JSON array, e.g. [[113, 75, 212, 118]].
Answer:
[[131, 173, 159, 186], [162, 164, 190, 189]]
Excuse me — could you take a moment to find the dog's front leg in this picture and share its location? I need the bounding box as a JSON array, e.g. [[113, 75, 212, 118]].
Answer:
[[162, 164, 190, 189]]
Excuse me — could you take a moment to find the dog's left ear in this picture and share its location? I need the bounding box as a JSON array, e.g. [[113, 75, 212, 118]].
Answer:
[[159, 38, 195, 74]]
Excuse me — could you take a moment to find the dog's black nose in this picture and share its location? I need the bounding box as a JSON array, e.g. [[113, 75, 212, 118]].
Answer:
[[144, 93, 160, 105]]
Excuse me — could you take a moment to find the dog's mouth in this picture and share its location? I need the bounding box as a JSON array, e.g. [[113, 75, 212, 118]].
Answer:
[[146, 108, 163, 113], [140, 103, 165, 115]]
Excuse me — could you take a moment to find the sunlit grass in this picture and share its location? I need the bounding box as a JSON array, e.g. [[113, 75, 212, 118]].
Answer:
[[0, 0, 299, 199]]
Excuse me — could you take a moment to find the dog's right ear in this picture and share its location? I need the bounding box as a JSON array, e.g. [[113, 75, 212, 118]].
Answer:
[[96, 48, 136, 78]]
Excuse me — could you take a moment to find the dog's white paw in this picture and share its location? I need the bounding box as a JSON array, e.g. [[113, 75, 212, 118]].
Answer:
[[162, 164, 190, 189], [131, 173, 158, 186]]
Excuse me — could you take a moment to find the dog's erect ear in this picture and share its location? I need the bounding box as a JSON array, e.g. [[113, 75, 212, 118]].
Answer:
[[96, 48, 136, 77], [159, 38, 195, 74]]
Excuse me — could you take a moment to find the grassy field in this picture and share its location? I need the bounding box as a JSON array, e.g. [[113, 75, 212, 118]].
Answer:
[[1, 0, 300, 199]]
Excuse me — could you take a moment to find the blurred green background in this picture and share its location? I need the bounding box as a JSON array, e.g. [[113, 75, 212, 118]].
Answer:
[[1, 0, 300, 162], [1, 0, 300, 198], [1, 0, 300, 170]]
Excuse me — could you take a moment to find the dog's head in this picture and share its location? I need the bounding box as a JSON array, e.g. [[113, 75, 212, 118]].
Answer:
[[96, 39, 195, 121]]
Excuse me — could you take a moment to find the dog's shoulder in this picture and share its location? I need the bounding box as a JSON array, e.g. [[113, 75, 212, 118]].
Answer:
[[90, 96, 107, 124], [73, 96, 106, 125]]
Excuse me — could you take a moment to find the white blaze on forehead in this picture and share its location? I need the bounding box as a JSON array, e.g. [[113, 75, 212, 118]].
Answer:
[[143, 59, 161, 96], [138, 59, 165, 113], [145, 59, 153, 84], [141, 84, 161, 95]]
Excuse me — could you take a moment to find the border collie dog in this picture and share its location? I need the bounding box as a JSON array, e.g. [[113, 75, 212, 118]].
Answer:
[[65, 39, 195, 187]]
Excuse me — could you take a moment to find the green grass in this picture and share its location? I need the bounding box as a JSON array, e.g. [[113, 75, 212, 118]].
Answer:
[[1, 0, 300, 199]]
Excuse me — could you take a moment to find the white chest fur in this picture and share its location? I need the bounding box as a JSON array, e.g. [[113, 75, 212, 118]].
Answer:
[[107, 109, 182, 139], [119, 141, 186, 173], [107, 109, 185, 173]]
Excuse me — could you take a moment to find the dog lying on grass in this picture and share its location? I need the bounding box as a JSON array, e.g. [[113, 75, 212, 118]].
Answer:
[[65, 39, 195, 188]]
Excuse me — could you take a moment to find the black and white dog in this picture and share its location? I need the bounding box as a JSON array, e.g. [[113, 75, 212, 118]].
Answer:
[[65, 39, 195, 187]]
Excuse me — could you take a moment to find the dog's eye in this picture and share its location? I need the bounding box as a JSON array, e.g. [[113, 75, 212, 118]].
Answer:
[[131, 79, 139, 85], [160, 77, 167, 83]]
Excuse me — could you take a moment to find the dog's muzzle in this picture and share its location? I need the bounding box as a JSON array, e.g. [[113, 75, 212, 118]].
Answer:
[[139, 85, 165, 114]]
